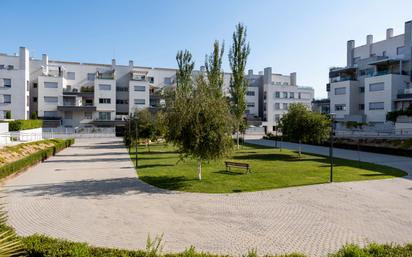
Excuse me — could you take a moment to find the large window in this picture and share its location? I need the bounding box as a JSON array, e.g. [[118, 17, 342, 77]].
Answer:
[[116, 87, 129, 92], [289, 92, 295, 98], [44, 82, 58, 88], [335, 104, 346, 111], [134, 85, 146, 91], [87, 73, 95, 81], [275, 92, 280, 98], [369, 82, 384, 92], [282, 92, 288, 98], [44, 111, 58, 117], [274, 103, 280, 110], [369, 102, 384, 110], [334, 87, 346, 95], [66, 72, 75, 80], [282, 103, 288, 110], [247, 102, 255, 107], [98, 112, 111, 120], [134, 99, 145, 105], [3, 79, 11, 88], [246, 91, 255, 96], [116, 99, 129, 104], [44, 96, 58, 103], [99, 84, 111, 91], [99, 98, 111, 104]]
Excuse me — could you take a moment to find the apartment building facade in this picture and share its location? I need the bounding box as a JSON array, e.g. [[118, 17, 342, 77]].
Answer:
[[328, 20, 412, 127], [0, 47, 314, 132]]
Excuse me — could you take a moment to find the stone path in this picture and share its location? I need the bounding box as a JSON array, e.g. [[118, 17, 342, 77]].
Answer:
[[3, 138, 412, 257]]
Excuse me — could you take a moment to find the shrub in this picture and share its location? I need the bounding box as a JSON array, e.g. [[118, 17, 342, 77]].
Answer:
[[7, 120, 43, 131], [0, 138, 74, 180]]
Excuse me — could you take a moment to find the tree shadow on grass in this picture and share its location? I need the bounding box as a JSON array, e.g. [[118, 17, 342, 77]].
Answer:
[[213, 170, 245, 176], [139, 175, 190, 191]]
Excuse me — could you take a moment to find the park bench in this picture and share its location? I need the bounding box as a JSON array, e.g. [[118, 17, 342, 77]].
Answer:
[[225, 161, 251, 174]]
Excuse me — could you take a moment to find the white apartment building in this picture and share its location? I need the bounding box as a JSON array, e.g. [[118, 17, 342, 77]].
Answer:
[[328, 20, 412, 127], [0, 47, 314, 131], [239, 67, 314, 133]]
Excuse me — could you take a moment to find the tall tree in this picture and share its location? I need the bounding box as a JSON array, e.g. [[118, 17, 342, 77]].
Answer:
[[205, 40, 225, 97], [229, 23, 250, 149]]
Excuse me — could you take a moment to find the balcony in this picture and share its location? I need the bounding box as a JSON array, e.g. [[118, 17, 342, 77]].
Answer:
[[57, 104, 96, 112], [397, 88, 412, 100], [96, 69, 115, 80], [42, 65, 64, 77], [330, 76, 357, 83], [130, 71, 148, 81]]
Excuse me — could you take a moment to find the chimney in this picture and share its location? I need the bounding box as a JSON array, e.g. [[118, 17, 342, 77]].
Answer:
[[290, 72, 297, 86], [42, 54, 49, 74], [386, 28, 394, 39], [19, 47, 29, 71], [129, 60, 134, 69], [366, 35, 373, 45], [248, 69, 253, 76], [347, 40, 355, 67], [111, 59, 116, 68]]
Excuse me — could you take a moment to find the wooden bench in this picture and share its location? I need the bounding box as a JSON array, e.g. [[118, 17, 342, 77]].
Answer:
[[225, 161, 251, 174]]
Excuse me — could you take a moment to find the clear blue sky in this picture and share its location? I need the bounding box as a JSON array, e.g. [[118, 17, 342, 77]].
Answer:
[[3, 0, 412, 98]]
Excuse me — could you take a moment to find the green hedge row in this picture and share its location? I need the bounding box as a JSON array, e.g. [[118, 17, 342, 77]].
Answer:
[[5, 119, 43, 131], [0, 138, 74, 180], [19, 234, 412, 257]]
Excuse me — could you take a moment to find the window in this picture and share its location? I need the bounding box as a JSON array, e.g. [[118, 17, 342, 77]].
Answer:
[[66, 72, 75, 80], [44, 111, 58, 117], [84, 112, 92, 119], [99, 84, 111, 91], [148, 77, 154, 83], [247, 102, 255, 107], [134, 85, 146, 91], [44, 96, 58, 103], [282, 92, 288, 98], [33, 83, 38, 88], [382, 51, 386, 57], [369, 102, 384, 110], [397, 46, 405, 55], [98, 112, 111, 120], [99, 98, 111, 104], [246, 91, 255, 96], [274, 103, 280, 110], [359, 87, 365, 93], [33, 97, 37, 103], [134, 99, 145, 105], [164, 77, 173, 84], [7, 65, 14, 70], [334, 87, 346, 95], [85, 99, 93, 106], [359, 104, 365, 110], [283, 82, 289, 86], [275, 92, 280, 98], [3, 94, 11, 103], [87, 73, 95, 81], [64, 111, 73, 120], [369, 82, 384, 92], [274, 114, 280, 122], [116, 87, 129, 92], [44, 82, 58, 88], [289, 92, 295, 98], [282, 103, 288, 110], [3, 79, 11, 88], [116, 99, 129, 104], [335, 104, 346, 111], [0, 65, 4, 69], [298, 92, 301, 99]]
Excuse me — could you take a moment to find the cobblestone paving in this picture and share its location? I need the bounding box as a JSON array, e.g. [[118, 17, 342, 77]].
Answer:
[[3, 138, 412, 257]]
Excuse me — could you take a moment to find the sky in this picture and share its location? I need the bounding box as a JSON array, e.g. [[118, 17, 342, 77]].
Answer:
[[2, 0, 412, 98]]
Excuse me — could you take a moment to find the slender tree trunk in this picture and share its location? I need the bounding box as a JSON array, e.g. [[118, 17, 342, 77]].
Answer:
[[197, 159, 202, 180], [236, 122, 240, 150], [298, 140, 302, 157]]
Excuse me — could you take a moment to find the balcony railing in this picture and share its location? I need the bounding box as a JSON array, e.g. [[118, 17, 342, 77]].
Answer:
[[330, 76, 357, 83]]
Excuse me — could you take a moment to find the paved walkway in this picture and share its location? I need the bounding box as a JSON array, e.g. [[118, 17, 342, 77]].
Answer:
[[3, 138, 412, 257]]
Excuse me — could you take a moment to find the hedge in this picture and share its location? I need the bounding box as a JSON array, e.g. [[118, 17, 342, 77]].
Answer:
[[6, 119, 43, 131], [0, 138, 74, 180], [17, 234, 412, 257]]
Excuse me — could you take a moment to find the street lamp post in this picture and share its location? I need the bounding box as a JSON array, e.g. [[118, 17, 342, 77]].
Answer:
[[329, 113, 336, 183], [135, 116, 138, 168]]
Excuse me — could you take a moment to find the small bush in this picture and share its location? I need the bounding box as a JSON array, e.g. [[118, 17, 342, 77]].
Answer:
[[7, 120, 43, 131]]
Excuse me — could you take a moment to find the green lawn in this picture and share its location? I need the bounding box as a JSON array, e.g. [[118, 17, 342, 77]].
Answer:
[[129, 143, 407, 193]]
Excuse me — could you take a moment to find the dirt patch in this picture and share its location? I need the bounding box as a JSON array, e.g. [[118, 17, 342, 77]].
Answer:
[[0, 141, 55, 166]]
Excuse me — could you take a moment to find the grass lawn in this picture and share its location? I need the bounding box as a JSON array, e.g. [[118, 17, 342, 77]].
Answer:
[[129, 143, 407, 193]]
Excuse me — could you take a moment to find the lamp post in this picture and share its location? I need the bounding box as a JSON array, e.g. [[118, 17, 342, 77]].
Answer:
[[329, 113, 336, 183], [135, 115, 138, 168]]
